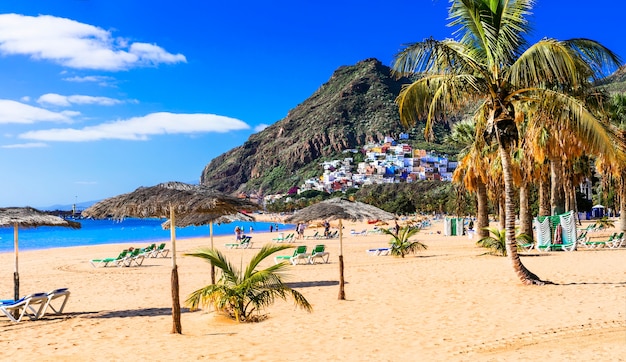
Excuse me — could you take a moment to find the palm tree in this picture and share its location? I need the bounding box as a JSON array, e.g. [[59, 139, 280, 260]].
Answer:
[[448, 118, 492, 238], [380, 226, 427, 258], [477, 226, 533, 256], [185, 244, 312, 323], [392, 0, 621, 285]]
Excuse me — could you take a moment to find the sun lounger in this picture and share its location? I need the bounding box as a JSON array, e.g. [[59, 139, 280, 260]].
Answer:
[[305, 231, 321, 239], [0, 292, 49, 323], [308, 244, 330, 264], [125, 248, 146, 267], [584, 233, 617, 249], [366, 248, 390, 256], [225, 236, 253, 249], [90, 249, 129, 267], [605, 232, 624, 248], [40, 288, 70, 317], [153, 243, 170, 258], [274, 245, 308, 265]]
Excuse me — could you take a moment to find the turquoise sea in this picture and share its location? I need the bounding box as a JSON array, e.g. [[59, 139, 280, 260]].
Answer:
[[0, 218, 292, 253]]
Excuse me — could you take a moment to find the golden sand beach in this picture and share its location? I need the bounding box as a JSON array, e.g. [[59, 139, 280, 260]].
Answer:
[[0, 218, 624, 361]]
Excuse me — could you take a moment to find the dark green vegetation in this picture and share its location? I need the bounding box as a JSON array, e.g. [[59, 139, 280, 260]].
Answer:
[[184, 244, 312, 323], [200, 58, 461, 196], [380, 226, 427, 258], [391, 0, 624, 285]]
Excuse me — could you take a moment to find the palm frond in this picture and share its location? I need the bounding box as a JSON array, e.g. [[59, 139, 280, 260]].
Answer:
[[243, 244, 294, 279]]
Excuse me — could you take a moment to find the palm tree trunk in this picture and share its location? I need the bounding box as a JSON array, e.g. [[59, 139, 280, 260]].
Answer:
[[519, 183, 533, 237], [620, 175, 626, 233], [550, 158, 566, 215], [500, 145, 544, 285], [539, 166, 551, 216], [498, 196, 505, 230], [476, 179, 489, 238]]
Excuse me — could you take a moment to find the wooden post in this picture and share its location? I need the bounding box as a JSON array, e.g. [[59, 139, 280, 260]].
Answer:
[[338, 219, 345, 300], [13, 223, 20, 319], [169, 205, 182, 334], [210, 222, 215, 285]]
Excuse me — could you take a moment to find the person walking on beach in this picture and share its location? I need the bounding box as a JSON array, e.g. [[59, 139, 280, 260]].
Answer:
[[297, 223, 305, 239], [323, 220, 330, 237], [270, 224, 273, 232]]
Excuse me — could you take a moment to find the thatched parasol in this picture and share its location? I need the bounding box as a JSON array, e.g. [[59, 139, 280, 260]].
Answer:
[[82, 181, 259, 334], [0, 207, 81, 302], [162, 211, 255, 284], [285, 198, 395, 300]]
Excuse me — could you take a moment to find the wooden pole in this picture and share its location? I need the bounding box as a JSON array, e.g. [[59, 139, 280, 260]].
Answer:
[[170, 205, 182, 334], [338, 219, 345, 300], [13, 223, 19, 303], [210, 222, 215, 284]]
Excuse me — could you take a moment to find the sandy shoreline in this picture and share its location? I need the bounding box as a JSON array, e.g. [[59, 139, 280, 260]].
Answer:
[[1, 218, 624, 361]]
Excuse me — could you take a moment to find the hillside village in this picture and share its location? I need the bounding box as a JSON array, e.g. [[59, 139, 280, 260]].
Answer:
[[298, 135, 458, 194]]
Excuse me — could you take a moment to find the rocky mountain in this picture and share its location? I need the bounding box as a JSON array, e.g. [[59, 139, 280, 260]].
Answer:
[[599, 65, 626, 93], [200, 58, 416, 195]]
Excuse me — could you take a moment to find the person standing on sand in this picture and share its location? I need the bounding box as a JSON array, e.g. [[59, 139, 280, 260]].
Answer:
[[270, 224, 273, 232]]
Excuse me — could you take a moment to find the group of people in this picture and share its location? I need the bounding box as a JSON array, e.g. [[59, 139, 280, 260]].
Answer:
[[234, 225, 253, 241], [295, 222, 306, 239]]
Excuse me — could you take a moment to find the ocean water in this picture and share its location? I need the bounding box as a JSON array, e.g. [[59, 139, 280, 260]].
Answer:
[[0, 218, 292, 253]]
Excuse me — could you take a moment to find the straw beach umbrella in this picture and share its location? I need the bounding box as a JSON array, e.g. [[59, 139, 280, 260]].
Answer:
[[162, 211, 255, 284], [0, 207, 81, 301], [285, 198, 395, 300], [82, 181, 259, 334]]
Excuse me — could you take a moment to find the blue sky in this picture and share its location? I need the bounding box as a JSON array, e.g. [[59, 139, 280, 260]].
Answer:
[[0, 0, 624, 208]]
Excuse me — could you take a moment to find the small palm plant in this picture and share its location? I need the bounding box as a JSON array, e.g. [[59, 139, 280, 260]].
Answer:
[[380, 226, 427, 258], [595, 216, 614, 230], [184, 244, 312, 323], [477, 227, 533, 256]]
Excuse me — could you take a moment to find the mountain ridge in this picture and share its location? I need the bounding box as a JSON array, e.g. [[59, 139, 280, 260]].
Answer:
[[200, 58, 415, 195]]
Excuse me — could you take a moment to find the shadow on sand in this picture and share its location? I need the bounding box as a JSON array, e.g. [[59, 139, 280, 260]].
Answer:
[[81, 307, 195, 319], [285, 280, 340, 288]]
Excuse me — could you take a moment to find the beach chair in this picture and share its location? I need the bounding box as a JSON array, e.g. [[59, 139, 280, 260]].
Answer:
[[0, 292, 49, 323], [366, 248, 390, 256], [272, 233, 291, 243], [142, 243, 157, 257], [125, 248, 146, 267], [308, 244, 330, 264], [40, 288, 70, 317], [607, 232, 624, 248], [305, 231, 321, 240], [90, 249, 129, 267], [274, 245, 308, 265], [326, 230, 338, 239], [584, 233, 616, 249], [225, 236, 253, 249], [153, 243, 170, 258]]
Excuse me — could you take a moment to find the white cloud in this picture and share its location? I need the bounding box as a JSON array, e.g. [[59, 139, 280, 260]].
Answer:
[[37, 93, 124, 107], [254, 123, 269, 132], [0, 14, 187, 71], [1, 142, 48, 149], [20, 112, 250, 142], [0, 99, 73, 124], [63, 75, 116, 87]]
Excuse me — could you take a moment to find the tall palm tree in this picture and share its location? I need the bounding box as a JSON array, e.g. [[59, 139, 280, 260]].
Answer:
[[392, 0, 621, 285], [448, 118, 493, 238], [185, 244, 312, 322]]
